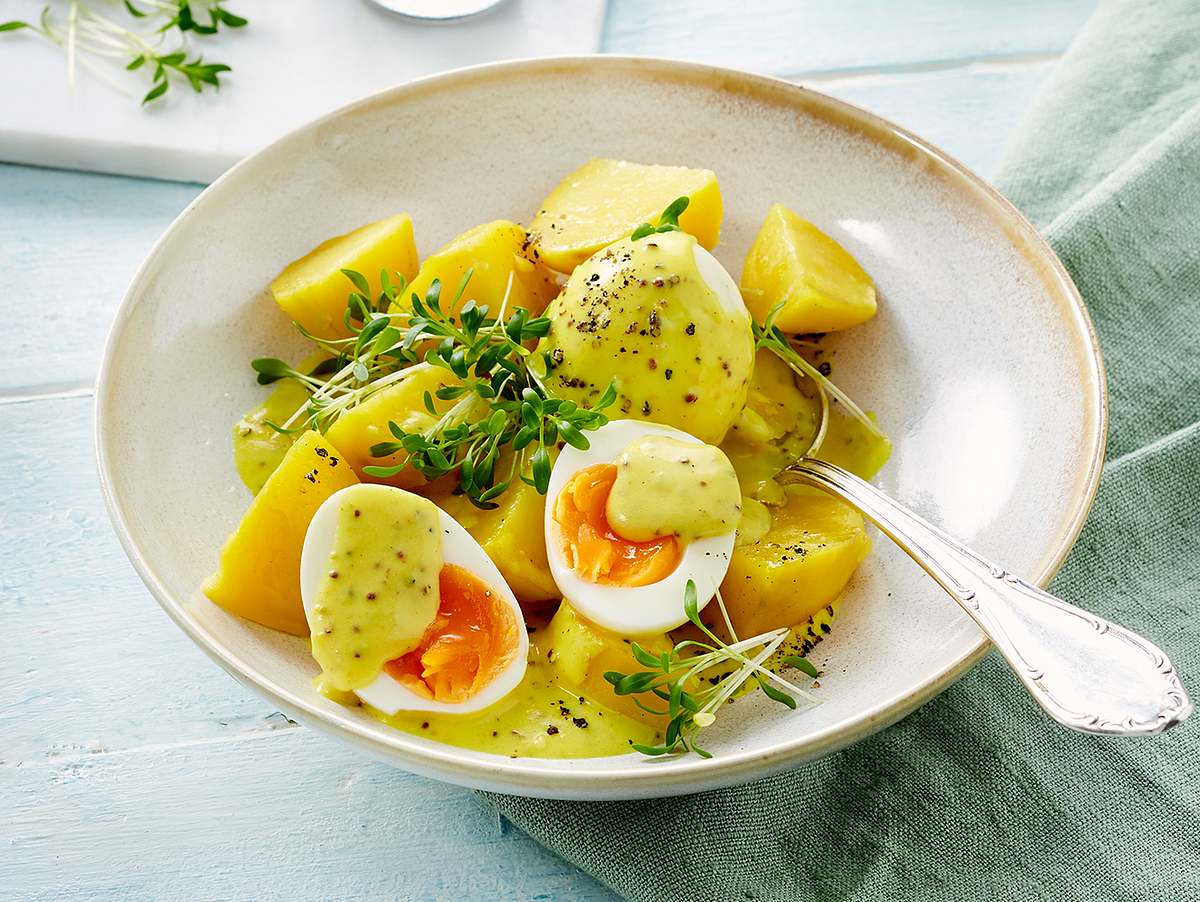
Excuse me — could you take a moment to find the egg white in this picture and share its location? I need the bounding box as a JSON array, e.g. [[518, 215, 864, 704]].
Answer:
[[544, 420, 737, 635], [691, 241, 750, 319], [301, 484, 528, 715]]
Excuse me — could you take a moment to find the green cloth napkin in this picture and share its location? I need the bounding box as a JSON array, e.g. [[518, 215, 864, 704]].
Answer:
[[487, 2, 1200, 898]]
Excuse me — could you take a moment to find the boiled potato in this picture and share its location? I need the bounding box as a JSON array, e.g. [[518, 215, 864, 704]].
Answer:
[[541, 602, 673, 724], [530, 159, 722, 272], [270, 214, 418, 339], [325, 365, 459, 487], [741, 203, 876, 333], [430, 475, 558, 605], [204, 432, 359, 635], [719, 486, 870, 637], [392, 221, 558, 321], [233, 353, 326, 494]]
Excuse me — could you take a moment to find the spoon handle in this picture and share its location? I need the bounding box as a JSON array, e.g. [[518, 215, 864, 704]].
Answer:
[[785, 458, 1191, 735]]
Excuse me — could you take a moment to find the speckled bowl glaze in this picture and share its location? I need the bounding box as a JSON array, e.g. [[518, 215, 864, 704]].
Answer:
[[96, 57, 1106, 800]]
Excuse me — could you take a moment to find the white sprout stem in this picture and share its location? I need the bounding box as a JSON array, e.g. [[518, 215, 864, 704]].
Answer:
[[712, 587, 740, 644], [709, 629, 817, 712], [494, 270, 515, 325], [283, 265, 522, 432], [729, 634, 814, 700], [280, 356, 364, 428], [779, 339, 883, 439], [679, 621, 817, 708], [426, 391, 479, 437], [66, 1, 79, 88], [61, 45, 137, 95], [698, 634, 789, 716], [354, 360, 432, 398], [22, 1, 179, 99], [282, 360, 433, 430]]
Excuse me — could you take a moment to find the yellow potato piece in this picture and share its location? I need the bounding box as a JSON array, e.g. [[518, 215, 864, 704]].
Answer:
[[431, 476, 559, 605], [542, 602, 673, 724], [720, 486, 870, 637], [393, 221, 558, 321], [270, 213, 418, 339], [741, 203, 877, 333], [204, 432, 359, 636], [325, 366, 459, 488], [530, 159, 723, 272]]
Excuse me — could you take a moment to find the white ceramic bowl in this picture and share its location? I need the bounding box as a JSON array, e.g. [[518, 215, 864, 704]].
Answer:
[[96, 57, 1105, 800]]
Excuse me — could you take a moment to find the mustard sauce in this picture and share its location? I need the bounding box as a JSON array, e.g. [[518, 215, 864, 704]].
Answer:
[[605, 435, 741, 542], [367, 622, 660, 758], [232, 353, 326, 494]]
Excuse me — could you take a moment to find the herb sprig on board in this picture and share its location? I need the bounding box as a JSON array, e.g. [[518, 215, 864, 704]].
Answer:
[[2, 1, 246, 105], [253, 268, 617, 509], [604, 580, 818, 757]]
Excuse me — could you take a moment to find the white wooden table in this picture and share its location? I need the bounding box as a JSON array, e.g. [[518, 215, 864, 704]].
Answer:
[[1, 2, 1098, 898]]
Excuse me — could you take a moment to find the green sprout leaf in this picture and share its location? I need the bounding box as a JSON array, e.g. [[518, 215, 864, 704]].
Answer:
[[250, 357, 292, 385], [781, 655, 820, 678], [631, 196, 690, 241]]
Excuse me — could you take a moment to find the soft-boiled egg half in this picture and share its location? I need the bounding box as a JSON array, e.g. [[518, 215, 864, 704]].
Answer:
[[538, 229, 756, 446], [300, 483, 528, 715], [544, 419, 740, 635]]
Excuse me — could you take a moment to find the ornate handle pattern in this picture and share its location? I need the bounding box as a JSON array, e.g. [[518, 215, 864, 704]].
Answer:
[[785, 458, 1192, 735]]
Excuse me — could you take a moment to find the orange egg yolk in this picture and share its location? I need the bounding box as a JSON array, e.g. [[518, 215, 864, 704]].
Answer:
[[385, 563, 519, 704], [552, 463, 681, 586]]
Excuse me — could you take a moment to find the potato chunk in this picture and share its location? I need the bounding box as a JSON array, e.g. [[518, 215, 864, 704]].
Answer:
[[325, 366, 459, 488], [720, 486, 870, 636], [270, 214, 418, 339], [530, 159, 723, 272], [430, 476, 559, 605], [204, 432, 359, 636], [740, 203, 876, 333], [393, 220, 558, 320], [541, 602, 672, 723]]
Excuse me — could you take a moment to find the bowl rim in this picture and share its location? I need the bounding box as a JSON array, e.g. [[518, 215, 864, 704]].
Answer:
[[94, 54, 1108, 800]]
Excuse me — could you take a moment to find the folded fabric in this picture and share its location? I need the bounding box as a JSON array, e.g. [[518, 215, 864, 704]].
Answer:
[[487, 1, 1200, 898]]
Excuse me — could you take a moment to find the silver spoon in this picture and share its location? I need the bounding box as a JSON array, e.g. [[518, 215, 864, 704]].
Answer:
[[783, 458, 1192, 735]]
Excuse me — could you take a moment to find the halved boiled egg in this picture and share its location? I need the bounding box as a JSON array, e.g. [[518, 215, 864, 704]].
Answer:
[[300, 483, 528, 715], [544, 419, 739, 635]]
